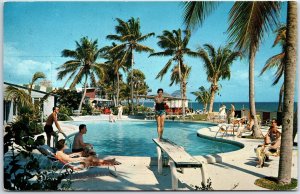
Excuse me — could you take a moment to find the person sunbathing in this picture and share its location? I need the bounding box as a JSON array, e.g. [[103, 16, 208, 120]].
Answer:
[[255, 119, 281, 168], [55, 139, 120, 168], [236, 115, 255, 137]]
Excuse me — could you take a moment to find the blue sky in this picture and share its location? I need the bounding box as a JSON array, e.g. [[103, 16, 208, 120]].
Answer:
[[4, 1, 297, 102]]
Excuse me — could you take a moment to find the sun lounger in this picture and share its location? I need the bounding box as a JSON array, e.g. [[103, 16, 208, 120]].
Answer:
[[215, 123, 238, 137], [36, 145, 117, 177]]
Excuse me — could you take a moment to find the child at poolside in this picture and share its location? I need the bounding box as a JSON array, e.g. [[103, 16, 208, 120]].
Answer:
[[109, 113, 116, 122]]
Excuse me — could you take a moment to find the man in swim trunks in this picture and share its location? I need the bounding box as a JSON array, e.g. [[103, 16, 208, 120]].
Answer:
[[44, 106, 65, 146], [155, 88, 168, 141]]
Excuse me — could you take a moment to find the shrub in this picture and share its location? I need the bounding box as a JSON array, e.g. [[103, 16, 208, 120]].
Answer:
[[4, 125, 72, 191], [193, 178, 214, 190]]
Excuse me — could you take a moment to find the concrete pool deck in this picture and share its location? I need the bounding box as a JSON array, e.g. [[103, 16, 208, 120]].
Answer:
[[54, 116, 298, 191]]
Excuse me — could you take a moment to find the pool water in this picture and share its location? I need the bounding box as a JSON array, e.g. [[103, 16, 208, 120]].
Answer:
[[66, 121, 241, 157]]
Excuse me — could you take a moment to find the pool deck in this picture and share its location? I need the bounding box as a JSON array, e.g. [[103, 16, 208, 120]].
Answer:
[[53, 116, 298, 191]]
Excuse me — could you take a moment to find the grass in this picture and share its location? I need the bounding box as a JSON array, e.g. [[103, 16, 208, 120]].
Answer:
[[254, 177, 298, 190], [188, 114, 208, 121]]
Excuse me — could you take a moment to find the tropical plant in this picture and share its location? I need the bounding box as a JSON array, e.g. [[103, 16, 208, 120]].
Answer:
[[183, 0, 296, 185], [4, 73, 70, 190], [57, 36, 105, 113], [182, 1, 280, 138], [170, 63, 192, 107], [191, 86, 211, 113], [196, 43, 241, 113], [100, 43, 130, 106], [227, 2, 280, 137], [4, 125, 71, 190], [28, 72, 46, 95], [54, 88, 82, 112], [106, 17, 155, 114], [260, 25, 286, 112], [149, 28, 198, 115], [278, 1, 297, 185], [127, 69, 149, 106]]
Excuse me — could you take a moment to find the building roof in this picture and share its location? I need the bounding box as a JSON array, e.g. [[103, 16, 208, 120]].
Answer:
[[4, 82, 58, 96]]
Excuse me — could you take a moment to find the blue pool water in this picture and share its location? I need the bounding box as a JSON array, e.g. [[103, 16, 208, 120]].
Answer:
[[66, 121, 241, 157]]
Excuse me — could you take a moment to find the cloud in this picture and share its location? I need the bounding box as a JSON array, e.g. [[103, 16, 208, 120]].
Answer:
[[4, 43, 58, 86]]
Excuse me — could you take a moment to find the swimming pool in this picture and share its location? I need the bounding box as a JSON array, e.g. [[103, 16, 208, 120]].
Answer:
[[66, 121, 241, 157]]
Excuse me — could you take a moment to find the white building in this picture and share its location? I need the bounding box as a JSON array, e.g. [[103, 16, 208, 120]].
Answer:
[[3, 82, 57, 125]]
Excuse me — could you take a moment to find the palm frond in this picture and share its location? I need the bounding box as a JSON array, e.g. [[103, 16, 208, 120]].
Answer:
[[136, 32, 155, 42], [135, 44, 155, 53], [260, 52, 285, 76], [62, 70, 77, 89], [61, 49, 78, 58], [273, 63, 284, 85], [149, 50, 175, 57], [182, 1, 219, 30], [69, 68, 85, 89], [273, 25, 286, 47], [155, 58, 173, 81], [227, 1, 280, 53], [5, 86, 32, 107]]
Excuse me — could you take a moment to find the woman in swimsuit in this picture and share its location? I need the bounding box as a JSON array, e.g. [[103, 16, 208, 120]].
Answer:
[[154, 88, 168, 141]]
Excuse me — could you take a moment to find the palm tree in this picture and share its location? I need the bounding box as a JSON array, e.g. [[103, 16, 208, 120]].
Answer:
[[57, 36, 105, 113], [127, 69, 148, 106], [106, 17, 155, 114], [191, 86, 211, 113], [100, 43, 130, 106], [169, 63, 191, 111], [183, 0, 296, 184], [149, 29, 198, 116], [6, 71, 46, 106], [227, 2, 280, 138], [278, 1, 297, 185], [5, 86, 33, 108], [182, 1, 280, 138], [260, 25, 286, 112], [196, 44, 241, 113], [28, 72, 46, 95]]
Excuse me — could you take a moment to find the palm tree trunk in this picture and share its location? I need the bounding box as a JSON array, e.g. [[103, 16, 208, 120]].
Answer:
[[131, 49, 134, 115], [204, 103, 208, 113], [278, 1, 297, 184], [182, 80, 187, 114], [249, 46, 263, 138], [178, 61, 185, 116], [278, 83, 284, 112], [78, 75, 88, 112], [208, 86, 216, 113], [116, 71, 120, 106], [136, 89, 139, 105]]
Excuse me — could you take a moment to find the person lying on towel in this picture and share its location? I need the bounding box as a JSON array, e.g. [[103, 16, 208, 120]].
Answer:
[[56, 139, 120, 168]]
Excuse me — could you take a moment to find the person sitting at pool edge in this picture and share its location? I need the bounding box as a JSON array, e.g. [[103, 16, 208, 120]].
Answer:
[[56, 139, 120, 168], [109, 112, 116, 122], [72, 124, 95, 156]]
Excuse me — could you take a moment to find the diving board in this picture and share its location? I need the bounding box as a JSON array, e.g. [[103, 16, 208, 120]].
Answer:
[[152, 138, 206, 190]]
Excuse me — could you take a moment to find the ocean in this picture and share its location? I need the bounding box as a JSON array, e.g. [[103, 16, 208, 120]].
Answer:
[[141, 101, 298, 112]]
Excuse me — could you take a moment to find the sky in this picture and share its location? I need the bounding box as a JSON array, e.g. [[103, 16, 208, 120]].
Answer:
[[3, 1, 298, 102]]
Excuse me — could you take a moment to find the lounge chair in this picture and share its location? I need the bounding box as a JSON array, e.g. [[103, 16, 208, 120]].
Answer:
[[215, 123, 237, 137], [36, 145, 117, 178]]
